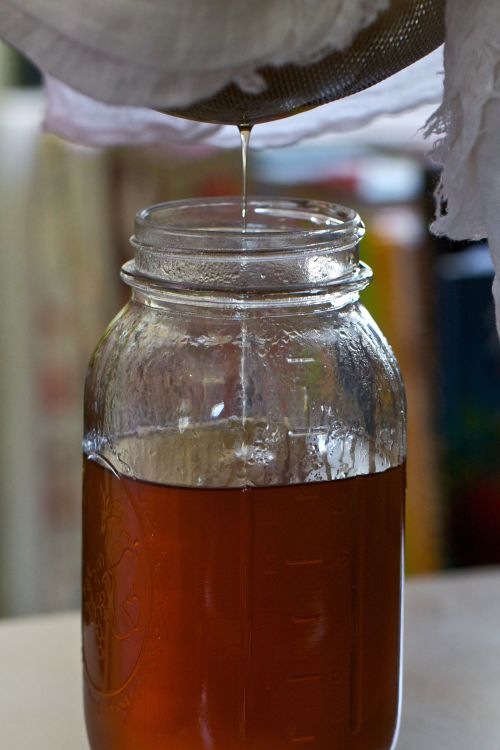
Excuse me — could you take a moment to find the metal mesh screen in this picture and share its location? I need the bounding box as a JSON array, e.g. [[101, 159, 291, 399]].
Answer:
[[171, 0, 444, 125]]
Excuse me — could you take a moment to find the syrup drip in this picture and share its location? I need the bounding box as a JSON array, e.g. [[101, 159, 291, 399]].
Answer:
[[239, 124, 253, 233]]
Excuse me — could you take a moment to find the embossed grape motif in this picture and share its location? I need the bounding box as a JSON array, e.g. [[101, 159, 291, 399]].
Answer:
[[83, 472, 151, 695]]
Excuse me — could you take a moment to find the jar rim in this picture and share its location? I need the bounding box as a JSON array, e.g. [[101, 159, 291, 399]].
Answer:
[[133, 196, 364, 251]]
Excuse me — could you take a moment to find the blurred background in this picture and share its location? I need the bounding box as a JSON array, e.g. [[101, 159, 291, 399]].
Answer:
[[1, 41, 499, 618]]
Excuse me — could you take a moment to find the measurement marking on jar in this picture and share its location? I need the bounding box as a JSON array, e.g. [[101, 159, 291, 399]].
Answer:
[[291, 735, 317, 744], [287, 674, 323, 684], [291, 615, 320, 624], [239, 489, 253, 743], [286, 357, 316, 365], [350, 492, 365, 733], [286, 559, 323, 567]]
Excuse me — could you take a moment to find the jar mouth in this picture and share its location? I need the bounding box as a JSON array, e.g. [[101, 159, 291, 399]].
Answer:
[[133, 196, 364, 250], [126, 196, 367, 293]]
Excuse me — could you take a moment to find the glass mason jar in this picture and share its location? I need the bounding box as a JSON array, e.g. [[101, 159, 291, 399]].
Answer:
[[82, 197, 406, 750]]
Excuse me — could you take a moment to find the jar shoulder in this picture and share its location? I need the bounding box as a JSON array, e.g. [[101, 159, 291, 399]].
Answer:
[[86, 300, 404, 419], [88, 300, 401, 376], [85, 300, 406, 485]]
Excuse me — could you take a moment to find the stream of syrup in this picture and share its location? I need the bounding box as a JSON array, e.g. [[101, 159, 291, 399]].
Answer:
[[239, 124, 253, 232]]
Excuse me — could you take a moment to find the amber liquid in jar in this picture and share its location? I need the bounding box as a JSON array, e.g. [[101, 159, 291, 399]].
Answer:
[[83, 458, 404, 750]]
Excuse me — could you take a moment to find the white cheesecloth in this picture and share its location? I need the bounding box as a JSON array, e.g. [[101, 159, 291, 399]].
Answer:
[[0, 0, 499, 330]]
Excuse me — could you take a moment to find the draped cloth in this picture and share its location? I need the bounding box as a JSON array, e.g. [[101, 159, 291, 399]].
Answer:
[[0, 0, 389, 109], [425, 0, 500, 332]]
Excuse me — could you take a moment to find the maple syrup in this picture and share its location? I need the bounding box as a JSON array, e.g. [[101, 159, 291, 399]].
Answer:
[[238, 124, 252, 232], [83, 457, 404, 750]]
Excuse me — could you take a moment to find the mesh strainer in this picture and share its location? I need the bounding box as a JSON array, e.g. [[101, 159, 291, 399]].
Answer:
[[171, 0, 445, 125]]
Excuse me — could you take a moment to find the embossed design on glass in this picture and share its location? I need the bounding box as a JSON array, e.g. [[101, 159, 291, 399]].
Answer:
[[83, 460, 151, 695]]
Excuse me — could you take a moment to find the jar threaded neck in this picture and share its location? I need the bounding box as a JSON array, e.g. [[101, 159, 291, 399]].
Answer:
[[124, 197, 367, 295]]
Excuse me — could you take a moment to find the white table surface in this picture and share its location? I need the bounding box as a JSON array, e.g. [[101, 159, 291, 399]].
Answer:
[[1, 568, 499, 750]]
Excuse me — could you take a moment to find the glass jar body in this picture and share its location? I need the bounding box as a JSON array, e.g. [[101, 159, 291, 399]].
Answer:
[[82, 199, 406, 750]]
